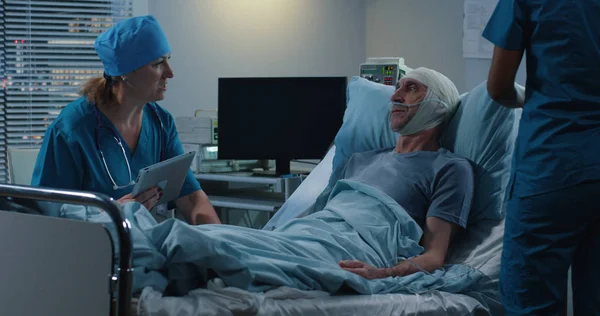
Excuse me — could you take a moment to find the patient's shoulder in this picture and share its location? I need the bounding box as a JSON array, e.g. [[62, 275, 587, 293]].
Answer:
[[436, 148, 470, 162], [435, 149, 474, 177]]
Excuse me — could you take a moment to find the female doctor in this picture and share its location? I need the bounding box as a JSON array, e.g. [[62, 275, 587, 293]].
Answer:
[[31, 15, 221, 225]]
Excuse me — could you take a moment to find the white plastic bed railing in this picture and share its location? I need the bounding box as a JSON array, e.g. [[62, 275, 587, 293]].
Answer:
[[0, 183, 134, 316]]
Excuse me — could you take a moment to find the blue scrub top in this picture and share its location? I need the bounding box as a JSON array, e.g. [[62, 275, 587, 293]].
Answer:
[[31, 97, 202, 201], [483, 0, 600, 198]]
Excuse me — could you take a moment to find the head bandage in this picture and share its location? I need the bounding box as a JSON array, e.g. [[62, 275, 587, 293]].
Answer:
[[393, 67, 460, 136], [94, 15, 171, 77]]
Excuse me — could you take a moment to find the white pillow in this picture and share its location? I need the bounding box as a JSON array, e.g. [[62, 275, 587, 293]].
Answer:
[[440, 81, 522, 222], [329, 77, 396, 185]]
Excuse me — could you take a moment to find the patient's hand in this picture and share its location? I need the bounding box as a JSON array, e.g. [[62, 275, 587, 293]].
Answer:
[[339, 260, 394, 280], [340, 260, 415, 279]]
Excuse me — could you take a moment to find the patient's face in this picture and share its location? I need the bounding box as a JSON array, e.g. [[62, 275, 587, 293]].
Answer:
[[389, 79, 427, 131]]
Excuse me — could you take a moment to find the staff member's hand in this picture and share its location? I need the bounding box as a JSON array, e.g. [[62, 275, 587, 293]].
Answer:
[[117, 187, 162, 210]]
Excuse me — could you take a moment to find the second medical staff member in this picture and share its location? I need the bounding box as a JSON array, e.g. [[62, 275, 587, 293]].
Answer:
[[482, 1, 600, 315], [31, 15, 221, 225]]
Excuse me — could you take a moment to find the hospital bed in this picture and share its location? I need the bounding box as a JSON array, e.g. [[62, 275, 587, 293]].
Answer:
[[0, 78, 563, 316], [137, 144, 504, 316]]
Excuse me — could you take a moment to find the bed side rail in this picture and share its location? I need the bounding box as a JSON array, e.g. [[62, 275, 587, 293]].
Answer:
[[0, 183, 133, 316]]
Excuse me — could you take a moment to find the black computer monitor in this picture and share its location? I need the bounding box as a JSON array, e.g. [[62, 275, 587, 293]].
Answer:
[[218, 76, 348, 176]]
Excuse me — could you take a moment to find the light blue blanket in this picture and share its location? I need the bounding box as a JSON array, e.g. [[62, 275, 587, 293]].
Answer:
[[60, 180, 484, 296]]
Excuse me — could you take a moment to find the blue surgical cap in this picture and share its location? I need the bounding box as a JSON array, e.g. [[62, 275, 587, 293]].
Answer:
[[94, 15, 171, 76]]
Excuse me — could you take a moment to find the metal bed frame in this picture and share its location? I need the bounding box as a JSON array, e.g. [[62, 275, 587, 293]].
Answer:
[[0, 183, 133, 316]]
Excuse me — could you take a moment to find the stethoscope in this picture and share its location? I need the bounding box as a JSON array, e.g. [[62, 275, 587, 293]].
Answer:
[[91, 103, 166, 190]]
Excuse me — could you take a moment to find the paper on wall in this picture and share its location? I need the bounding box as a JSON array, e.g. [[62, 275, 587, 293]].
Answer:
[[463, 0, 498, 59]]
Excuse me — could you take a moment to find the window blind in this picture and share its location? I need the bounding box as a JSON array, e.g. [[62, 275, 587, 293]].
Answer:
[[0, 0, 132, 183]]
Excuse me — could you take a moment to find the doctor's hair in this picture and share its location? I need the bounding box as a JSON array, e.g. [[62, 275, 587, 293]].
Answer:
[[79, 75, 118, 108]]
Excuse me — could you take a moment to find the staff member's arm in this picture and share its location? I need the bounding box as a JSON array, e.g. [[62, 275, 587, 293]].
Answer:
[[163, 111, 221, 225], [176, 190, 221, 225], [482, 0, 527, 108]]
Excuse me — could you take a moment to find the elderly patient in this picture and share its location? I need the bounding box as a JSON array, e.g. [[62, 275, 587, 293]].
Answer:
[[337, 67, 473, 280]]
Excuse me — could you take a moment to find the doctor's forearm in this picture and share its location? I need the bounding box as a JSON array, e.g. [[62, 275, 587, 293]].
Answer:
[[176, 191, 222, 225], [487, 46, 525, 108], [190, 204, 221, 225]]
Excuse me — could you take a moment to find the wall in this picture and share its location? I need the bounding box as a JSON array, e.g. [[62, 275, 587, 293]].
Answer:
[[466, 53, 527, 90], [148, 0, 366, 117], [132, 0, 148, 16], [146, 0, 526, 110], [365, 0, 525, 93]]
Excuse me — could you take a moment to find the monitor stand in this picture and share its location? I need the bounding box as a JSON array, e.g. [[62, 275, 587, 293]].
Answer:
[[275, 159, 291, 176], [252, 159, 290, 177]]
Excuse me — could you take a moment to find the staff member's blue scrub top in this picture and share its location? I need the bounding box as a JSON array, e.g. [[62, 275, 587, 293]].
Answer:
[[31, 96, 202, 201], [483, 1, 600, 315], [483, 0, 600, 198]]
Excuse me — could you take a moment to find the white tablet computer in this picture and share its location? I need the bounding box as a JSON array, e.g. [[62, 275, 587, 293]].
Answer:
[[131, 151, 196, 205]]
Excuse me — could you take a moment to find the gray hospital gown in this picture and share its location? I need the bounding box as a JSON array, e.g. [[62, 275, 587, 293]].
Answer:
[[339, 147, 474, 228]]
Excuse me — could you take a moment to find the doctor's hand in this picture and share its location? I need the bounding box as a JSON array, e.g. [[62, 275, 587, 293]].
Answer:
[[339, 260, 393, 280], [116, 187, 162, 210]]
